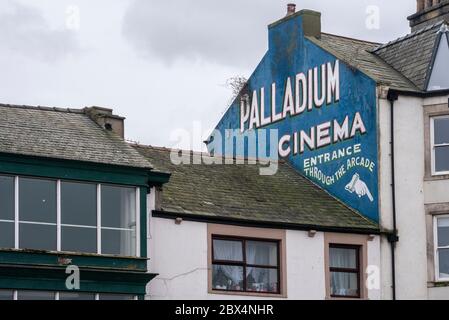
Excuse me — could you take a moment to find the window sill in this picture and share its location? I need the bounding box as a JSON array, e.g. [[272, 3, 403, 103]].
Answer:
[[0, 248, 148, 272], [326, 296, 366, 301], [209, 289, 287, 299], [429, 281, 449, 288], [424, 174, 449, 182]]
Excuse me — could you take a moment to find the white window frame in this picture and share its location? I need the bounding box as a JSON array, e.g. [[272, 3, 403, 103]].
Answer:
[[434, 214, 449, 282], [2, 175, 140, 258], [430, 115, 449, 176]]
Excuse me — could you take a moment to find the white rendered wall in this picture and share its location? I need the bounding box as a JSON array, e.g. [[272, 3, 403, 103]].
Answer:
[[423, 95, 449, 299], [378, 95, 429, 299], [146, 213, 381, 300], [377, 95, 394, 300]]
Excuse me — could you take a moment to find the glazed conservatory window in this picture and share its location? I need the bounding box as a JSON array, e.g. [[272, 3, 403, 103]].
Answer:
[[61, 181, 97, 253], [0, 290, 14, 300], [0, 176, 15, 249], [19, 178, 57, 251], [16, 290, 56, 300], [431, 116, 449, 175], [212, 237, 280, 294], [101, 185, 136, 256], [0, 175, 138, 257], [0, 290, 137, 300], [59, 292, 96, 300], [435, 216, 449, 281], [329, 245, 361, 298]]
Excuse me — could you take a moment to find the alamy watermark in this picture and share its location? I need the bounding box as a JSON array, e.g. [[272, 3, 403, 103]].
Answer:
[[169, 124, 280, 176]]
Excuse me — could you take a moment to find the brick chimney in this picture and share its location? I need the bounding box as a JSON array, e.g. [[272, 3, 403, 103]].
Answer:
[[84, 106, 125, 139], [408, 0, 449, 32]]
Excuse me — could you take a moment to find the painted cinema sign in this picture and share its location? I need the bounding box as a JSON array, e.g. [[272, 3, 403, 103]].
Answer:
[[209, 15, 379, 221]]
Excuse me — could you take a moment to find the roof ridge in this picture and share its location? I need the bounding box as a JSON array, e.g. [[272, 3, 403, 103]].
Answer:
[[372, 20, 445, 52], [321, 32, 381, 46], [0, 103, 85, 114]]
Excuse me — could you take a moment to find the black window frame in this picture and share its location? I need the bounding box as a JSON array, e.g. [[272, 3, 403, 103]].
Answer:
[[211, 235, 281, 295], [329, 244, 361, 299]]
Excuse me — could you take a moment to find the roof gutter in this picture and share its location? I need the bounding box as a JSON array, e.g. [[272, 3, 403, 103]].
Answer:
[[388, 88, 449, 98], [152, 210, 381, 235]]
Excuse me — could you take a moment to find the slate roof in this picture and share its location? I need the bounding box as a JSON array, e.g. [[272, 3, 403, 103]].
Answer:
[[0, 104, 153, 169], [307, 21, 449, 93], [134, 145, 379, 233], [307, 34, 420, 92], [372, 21, 446, 91]]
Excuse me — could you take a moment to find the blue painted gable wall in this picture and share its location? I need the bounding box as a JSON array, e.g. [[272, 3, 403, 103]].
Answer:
[[208, 13, 379, 222]]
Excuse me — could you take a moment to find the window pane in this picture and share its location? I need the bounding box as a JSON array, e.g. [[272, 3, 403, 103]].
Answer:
[[212, 265, 244, 291], [435, 146, 449, 173], [434, 117, 449, 145], [101, 229, 135, 256], [246, 241, 278, 266], [61, 226, 97, 254], [330, 247, 357, 269], [98, 294, 135, 300], [0, 290, 13, 300], [61, 182, 96, 226], [246, 267, 279, 293], [438, 218, 449, 247], [19, 223, 56, 251], [213, 239, 243, 262], [19, 178, 56, 223], [59, 292, 96, 300], [0, 176, 14, 221], [17, 290, 55, 300], [101, 185, 136, 229], [330, 272, 359, 297], [0, 222, 14, 249], [439, 248, 449, 279]]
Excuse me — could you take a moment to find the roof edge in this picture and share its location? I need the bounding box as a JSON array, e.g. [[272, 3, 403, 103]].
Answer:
[[153, 210, 380, 235]]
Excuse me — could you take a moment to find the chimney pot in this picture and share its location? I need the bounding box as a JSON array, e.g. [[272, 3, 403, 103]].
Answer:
[[417, 0, 425, 11], [287, 3, 296, 16]]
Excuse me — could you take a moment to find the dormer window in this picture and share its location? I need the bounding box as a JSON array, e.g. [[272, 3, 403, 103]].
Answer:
[[427, 27, 449, 91]]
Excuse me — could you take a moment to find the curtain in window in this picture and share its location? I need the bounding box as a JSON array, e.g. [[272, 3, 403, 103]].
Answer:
[[213, 241, 243, 285], [246, 241, 277, 266], [120, 188, 136, 255], [330, 247, 358, 296]]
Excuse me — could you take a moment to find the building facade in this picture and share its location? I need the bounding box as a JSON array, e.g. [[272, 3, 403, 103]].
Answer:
[[0, 105, 169, 300], [136, 146, 381, 300], [201, 1, 449, 300], [0, 0, 448, 301]]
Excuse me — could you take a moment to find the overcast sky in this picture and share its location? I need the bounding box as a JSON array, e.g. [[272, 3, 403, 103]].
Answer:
[[1, 0, 416, 150]]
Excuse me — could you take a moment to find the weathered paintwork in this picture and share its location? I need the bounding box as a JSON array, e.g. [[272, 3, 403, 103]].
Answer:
[[208, 13, 379, 222]]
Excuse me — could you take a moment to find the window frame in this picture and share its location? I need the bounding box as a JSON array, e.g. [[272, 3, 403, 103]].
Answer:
[[0, 174, 140, 257], [434, 214, 449, 282], [0, 289, 138, 300], [430, 115, 449, 176], [211, 235, 281, 295], [328, 244, 361, 299]]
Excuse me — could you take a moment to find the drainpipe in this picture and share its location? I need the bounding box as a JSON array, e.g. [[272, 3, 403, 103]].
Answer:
[[387, 90, 400, 300]]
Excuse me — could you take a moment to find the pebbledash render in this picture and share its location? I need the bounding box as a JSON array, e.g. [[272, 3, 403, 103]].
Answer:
[[0, 1, 447, 300]]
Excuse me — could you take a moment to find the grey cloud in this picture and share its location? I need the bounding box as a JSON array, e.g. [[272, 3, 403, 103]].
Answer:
[[0, 0, 81, 62], [122, 0, 415, 67], [122, 0, 278, 67]]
